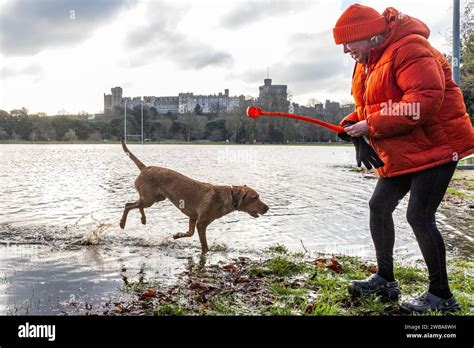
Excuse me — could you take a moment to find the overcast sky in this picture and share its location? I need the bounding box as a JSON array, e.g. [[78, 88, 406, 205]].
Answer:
[[0, 0, 455, 115]]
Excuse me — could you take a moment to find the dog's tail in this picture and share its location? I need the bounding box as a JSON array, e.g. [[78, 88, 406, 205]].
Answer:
[[121, 139, 146, 171]]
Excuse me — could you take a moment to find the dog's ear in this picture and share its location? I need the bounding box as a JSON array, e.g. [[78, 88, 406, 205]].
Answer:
[[231, 187, 247, 210]]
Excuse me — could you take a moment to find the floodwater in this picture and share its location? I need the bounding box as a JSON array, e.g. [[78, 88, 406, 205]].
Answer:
[[0, 144, 471, 314]]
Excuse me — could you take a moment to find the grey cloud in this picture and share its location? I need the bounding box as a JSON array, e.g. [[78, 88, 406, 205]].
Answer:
[[228, 32, 353, 99], [125, 2, 183, 50], [230, 27, 346, 80], [287, 29, 342, 57], [279, 61, 343, 82], [126, 35, 233, 70], [0, 0, 136, 56], [1, 64, 43, 79], [220, 0, 312, 29], [288, 32, 315, 44], [281, 63, 352, 96], [124, 2, 233, 70], [236, 56, 349, 87], [177, 50, 233, 70], [273, 57, 353, 96], [230, 63, 352, 102]]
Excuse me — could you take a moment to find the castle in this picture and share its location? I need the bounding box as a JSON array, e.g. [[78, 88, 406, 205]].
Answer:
[[104, 78, 289, 114], [104, 87, 244, 114], [104, 79, 353, 116]]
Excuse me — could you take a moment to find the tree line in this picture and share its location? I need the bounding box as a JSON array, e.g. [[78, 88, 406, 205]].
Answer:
[[0, 101, 351, 143]]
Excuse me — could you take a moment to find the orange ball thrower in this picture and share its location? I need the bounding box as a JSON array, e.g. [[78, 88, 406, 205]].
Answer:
[[247, 106, 345, 134]]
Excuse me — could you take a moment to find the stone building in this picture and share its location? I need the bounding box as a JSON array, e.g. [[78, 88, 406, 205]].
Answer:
[[104, 87, 123, 112], [105, 87, 243, 114], [258, 78, 290, 112], [178, 90, 242, 114]]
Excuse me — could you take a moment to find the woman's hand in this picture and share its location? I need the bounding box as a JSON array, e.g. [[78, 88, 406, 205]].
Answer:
[[344, 120, 370, 137]]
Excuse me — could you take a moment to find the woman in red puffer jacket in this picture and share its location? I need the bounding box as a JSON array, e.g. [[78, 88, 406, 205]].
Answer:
[[333, 4, 474, 314]]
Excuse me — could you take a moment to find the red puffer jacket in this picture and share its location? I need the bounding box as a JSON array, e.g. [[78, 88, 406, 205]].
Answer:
[[340, 7, 474, 177]]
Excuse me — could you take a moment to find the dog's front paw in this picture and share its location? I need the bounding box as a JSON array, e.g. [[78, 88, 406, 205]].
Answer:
[[141, 217, 146, 225], [119, 221, 125, 229]]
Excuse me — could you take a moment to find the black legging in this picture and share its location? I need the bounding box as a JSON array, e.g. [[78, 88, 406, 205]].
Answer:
[[369, 161, 458, 299]]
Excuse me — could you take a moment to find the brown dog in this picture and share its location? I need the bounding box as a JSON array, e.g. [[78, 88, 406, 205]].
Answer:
[[119, 140, 269, 253]]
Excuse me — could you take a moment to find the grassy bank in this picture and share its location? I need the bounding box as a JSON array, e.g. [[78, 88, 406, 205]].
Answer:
[[113, 245, 473, 316], [443, 169, 474, 223], [445, 170, 474, 201]]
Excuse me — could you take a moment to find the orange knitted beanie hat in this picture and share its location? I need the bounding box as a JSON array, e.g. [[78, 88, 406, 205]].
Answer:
[[333, 4, 388, 45]]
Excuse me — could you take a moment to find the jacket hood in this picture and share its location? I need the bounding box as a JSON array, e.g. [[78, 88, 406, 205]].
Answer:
[[368, 7, 430, 64]]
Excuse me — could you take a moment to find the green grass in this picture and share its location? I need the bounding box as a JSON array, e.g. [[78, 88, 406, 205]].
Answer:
[[267, 244, 289, 254], [394, 263, 429, 296], [246, 244, 309, 278], [447, 258, 473, 311], [269, 304, 296, 316], [259, 251, 472, 316], [209, 293, 258, 316], [446, 187, 473, 198], [154, 304, 188, 316], [122, 245, 473, 316]]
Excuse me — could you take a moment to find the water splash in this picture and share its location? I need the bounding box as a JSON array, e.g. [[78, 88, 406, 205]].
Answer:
[[80, 222, 115, 245], [63, 212, 115, 247]]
